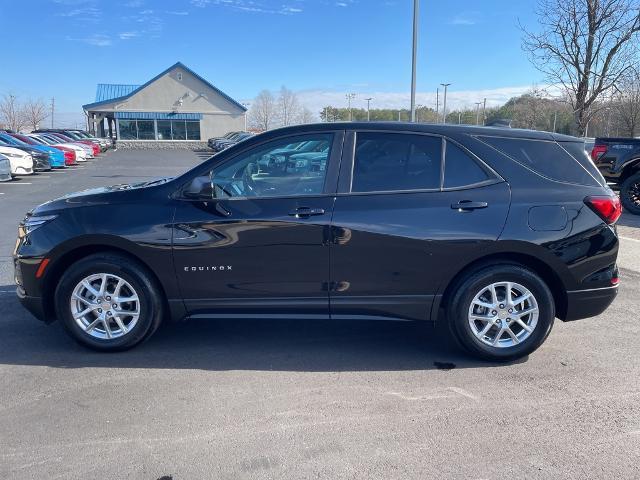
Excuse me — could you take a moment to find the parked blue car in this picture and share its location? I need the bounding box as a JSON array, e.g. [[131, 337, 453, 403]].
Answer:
[[0, 132, 65, 168]]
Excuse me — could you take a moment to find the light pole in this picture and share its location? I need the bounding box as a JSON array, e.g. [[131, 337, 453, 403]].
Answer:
[[435, 87, 439, 119], [482, 97, 487, 125], [440, 83, 451, 123], [365, 97, 373, 121], [475, 102, 483, 125], [242, 102, 250, 131], [346, 93, 356, 121], [410, 0, 419, 122]]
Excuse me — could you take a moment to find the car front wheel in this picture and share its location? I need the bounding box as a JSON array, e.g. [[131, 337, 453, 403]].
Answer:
[[55, 253, 163, 351], [447, 264, 555, 362]]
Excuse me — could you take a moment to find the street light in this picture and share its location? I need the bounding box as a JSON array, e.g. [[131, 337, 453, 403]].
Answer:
[[364, 97, 373, 121], [242, 102, 250, 130], [440, 83, 451, 123], [410, 0, 419, 122], [475, 102, 483, 125], [346, 93, 356, 121]]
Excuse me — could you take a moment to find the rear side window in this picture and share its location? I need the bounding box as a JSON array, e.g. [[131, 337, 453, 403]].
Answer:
[[444, 142, 491, 188], [352, 132, 442, 192], [558, 141, 606, 186], [479, 136, 599, 186]]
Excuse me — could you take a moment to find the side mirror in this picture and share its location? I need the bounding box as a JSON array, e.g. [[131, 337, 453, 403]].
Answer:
[[183, 174, 214, 200]]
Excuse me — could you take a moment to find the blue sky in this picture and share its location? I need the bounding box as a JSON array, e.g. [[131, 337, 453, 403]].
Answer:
[[0, 0, 543, 124]]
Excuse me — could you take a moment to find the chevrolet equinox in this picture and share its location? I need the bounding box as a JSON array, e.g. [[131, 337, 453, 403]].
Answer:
[[14, 123, 620, 361]]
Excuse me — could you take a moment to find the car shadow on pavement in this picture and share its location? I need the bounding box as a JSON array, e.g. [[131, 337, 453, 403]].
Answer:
[[617, 212, 640, 229], [0, 289, 525, 372]]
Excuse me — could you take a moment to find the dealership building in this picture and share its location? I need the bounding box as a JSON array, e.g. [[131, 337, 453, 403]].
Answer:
[[82, 62, 247, 148]]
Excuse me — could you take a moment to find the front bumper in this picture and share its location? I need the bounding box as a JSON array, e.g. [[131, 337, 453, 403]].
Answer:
[[16, 285, 52, 323], [563, 285, 618, 321]]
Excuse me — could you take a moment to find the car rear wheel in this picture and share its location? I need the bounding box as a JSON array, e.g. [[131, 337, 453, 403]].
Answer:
[[447, 264, 555, 362], [620, 172, 640, 215], [55, 253, 163, 351]]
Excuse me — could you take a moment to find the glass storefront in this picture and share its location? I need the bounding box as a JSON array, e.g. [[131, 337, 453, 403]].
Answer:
[[117, 118, 201, 140]]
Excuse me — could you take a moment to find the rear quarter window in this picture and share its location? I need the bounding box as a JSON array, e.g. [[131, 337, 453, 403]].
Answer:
[[478, 136, 600, 186]]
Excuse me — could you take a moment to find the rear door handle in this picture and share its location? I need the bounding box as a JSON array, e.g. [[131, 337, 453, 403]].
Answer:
[[288, 207, 326, 218], [451, 200, 488, 211]]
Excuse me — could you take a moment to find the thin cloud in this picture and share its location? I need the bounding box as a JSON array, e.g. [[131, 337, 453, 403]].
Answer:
[[190, 0, 304, 15], [67, 33, 112, 46], [166, 10, 189, 15], [118, 31, 139, 40], [449, 12, 480, 26]]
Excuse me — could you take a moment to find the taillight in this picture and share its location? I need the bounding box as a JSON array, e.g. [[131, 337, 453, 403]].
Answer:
[[591, 144, 607, 161], [584, 195, 622, 224]]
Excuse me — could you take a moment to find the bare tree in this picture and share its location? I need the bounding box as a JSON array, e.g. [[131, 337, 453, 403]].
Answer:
[[522, 0, 640, 135], [277, 86, 300, 126], [0, 94, 27, 131], [249, 90, 277, 131], [23, 98, 49, 131], [297, 106, 316, 124], [617, 70, 640, 136]]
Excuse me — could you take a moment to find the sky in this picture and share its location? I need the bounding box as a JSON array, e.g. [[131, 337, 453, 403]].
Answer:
[[0, 0, 545, 126]]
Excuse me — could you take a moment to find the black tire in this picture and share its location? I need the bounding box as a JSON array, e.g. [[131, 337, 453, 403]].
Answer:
[[55, 253, 164, 351], [620, 172, 640, 215], [447, 264, 555, 362]]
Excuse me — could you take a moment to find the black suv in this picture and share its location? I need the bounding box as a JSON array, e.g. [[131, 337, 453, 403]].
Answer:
[[14, 123, 620, 361]]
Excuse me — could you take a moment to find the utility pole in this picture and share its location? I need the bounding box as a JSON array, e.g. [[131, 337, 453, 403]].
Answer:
[[50, 97, 55, 128], [365, 98, 373, 121], [482, 97, 487, 125], [346, 93, 356, 121], [410, 0, 419, 122], [475, 102, 483, 125], [436, 87, 439, 119], [440, 83, 451, 123], [458, 111, 462, 124], [553, 111, 557, 132]]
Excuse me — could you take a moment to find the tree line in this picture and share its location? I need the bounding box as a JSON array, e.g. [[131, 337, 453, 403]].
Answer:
[[0, 94, 50, 131]]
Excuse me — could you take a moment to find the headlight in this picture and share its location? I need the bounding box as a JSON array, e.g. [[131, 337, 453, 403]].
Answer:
[[22, 215, 58, 235]]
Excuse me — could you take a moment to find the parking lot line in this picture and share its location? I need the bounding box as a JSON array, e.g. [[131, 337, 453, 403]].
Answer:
[[620, 236, 640, 243], [0, 182, 32, 185]]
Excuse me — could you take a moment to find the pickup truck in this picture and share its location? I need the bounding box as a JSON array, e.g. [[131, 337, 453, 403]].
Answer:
[[591, 137, 640, 214]]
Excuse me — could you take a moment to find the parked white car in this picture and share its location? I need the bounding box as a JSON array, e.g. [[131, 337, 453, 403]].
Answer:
[[28, 134, 88, 162], [0, 153, 12, 181], [0, 146, 33, 175]]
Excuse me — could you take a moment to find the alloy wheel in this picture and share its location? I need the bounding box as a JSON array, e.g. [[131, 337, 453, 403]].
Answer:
[[69, 273, 140, 340], [468, 281, 539, 348]]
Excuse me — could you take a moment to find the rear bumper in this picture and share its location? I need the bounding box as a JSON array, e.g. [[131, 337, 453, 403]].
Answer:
[[562, 285, 618, 321]]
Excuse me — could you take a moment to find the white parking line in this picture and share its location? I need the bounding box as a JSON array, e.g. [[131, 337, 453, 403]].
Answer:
[[0, 183, 32, 185], [620, 236, 640, 243]]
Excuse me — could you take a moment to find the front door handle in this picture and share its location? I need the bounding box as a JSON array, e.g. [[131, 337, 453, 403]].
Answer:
[[451, 200, 488, 211], [288, 207, 326, 218]]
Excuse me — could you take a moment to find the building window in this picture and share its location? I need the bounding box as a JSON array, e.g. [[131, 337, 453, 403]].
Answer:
[[137, 120, 155, 140], [118, 120, 137, 140], [157, 120, 172, 140], [186, 121, 201, 140], [117, 118, 201, 140]]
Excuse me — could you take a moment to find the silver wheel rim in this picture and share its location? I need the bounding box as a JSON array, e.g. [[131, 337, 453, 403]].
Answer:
[[70, 273, 140, 340], [468, 281, 539, 348]]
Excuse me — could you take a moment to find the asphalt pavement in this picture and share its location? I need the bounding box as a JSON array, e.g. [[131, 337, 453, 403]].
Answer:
[[0, 150, 639, 479]]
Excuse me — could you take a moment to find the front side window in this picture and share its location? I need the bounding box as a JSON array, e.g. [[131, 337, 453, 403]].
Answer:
[[210, 134, 333, 198], [352, 132, 442, 192]]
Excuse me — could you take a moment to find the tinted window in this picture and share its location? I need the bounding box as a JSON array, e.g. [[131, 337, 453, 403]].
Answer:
[[352, 133, 442, 192], [444, 142, 490, 188], [559, 141, 606, 186], [480, 136, 598, 186], [210, 134, 333, 198]]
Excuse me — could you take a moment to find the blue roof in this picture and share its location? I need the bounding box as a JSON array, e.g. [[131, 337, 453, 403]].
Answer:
[[83, 62, 247, 112], [115, 111, 203, 120], [95, 84, 140, 102]]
